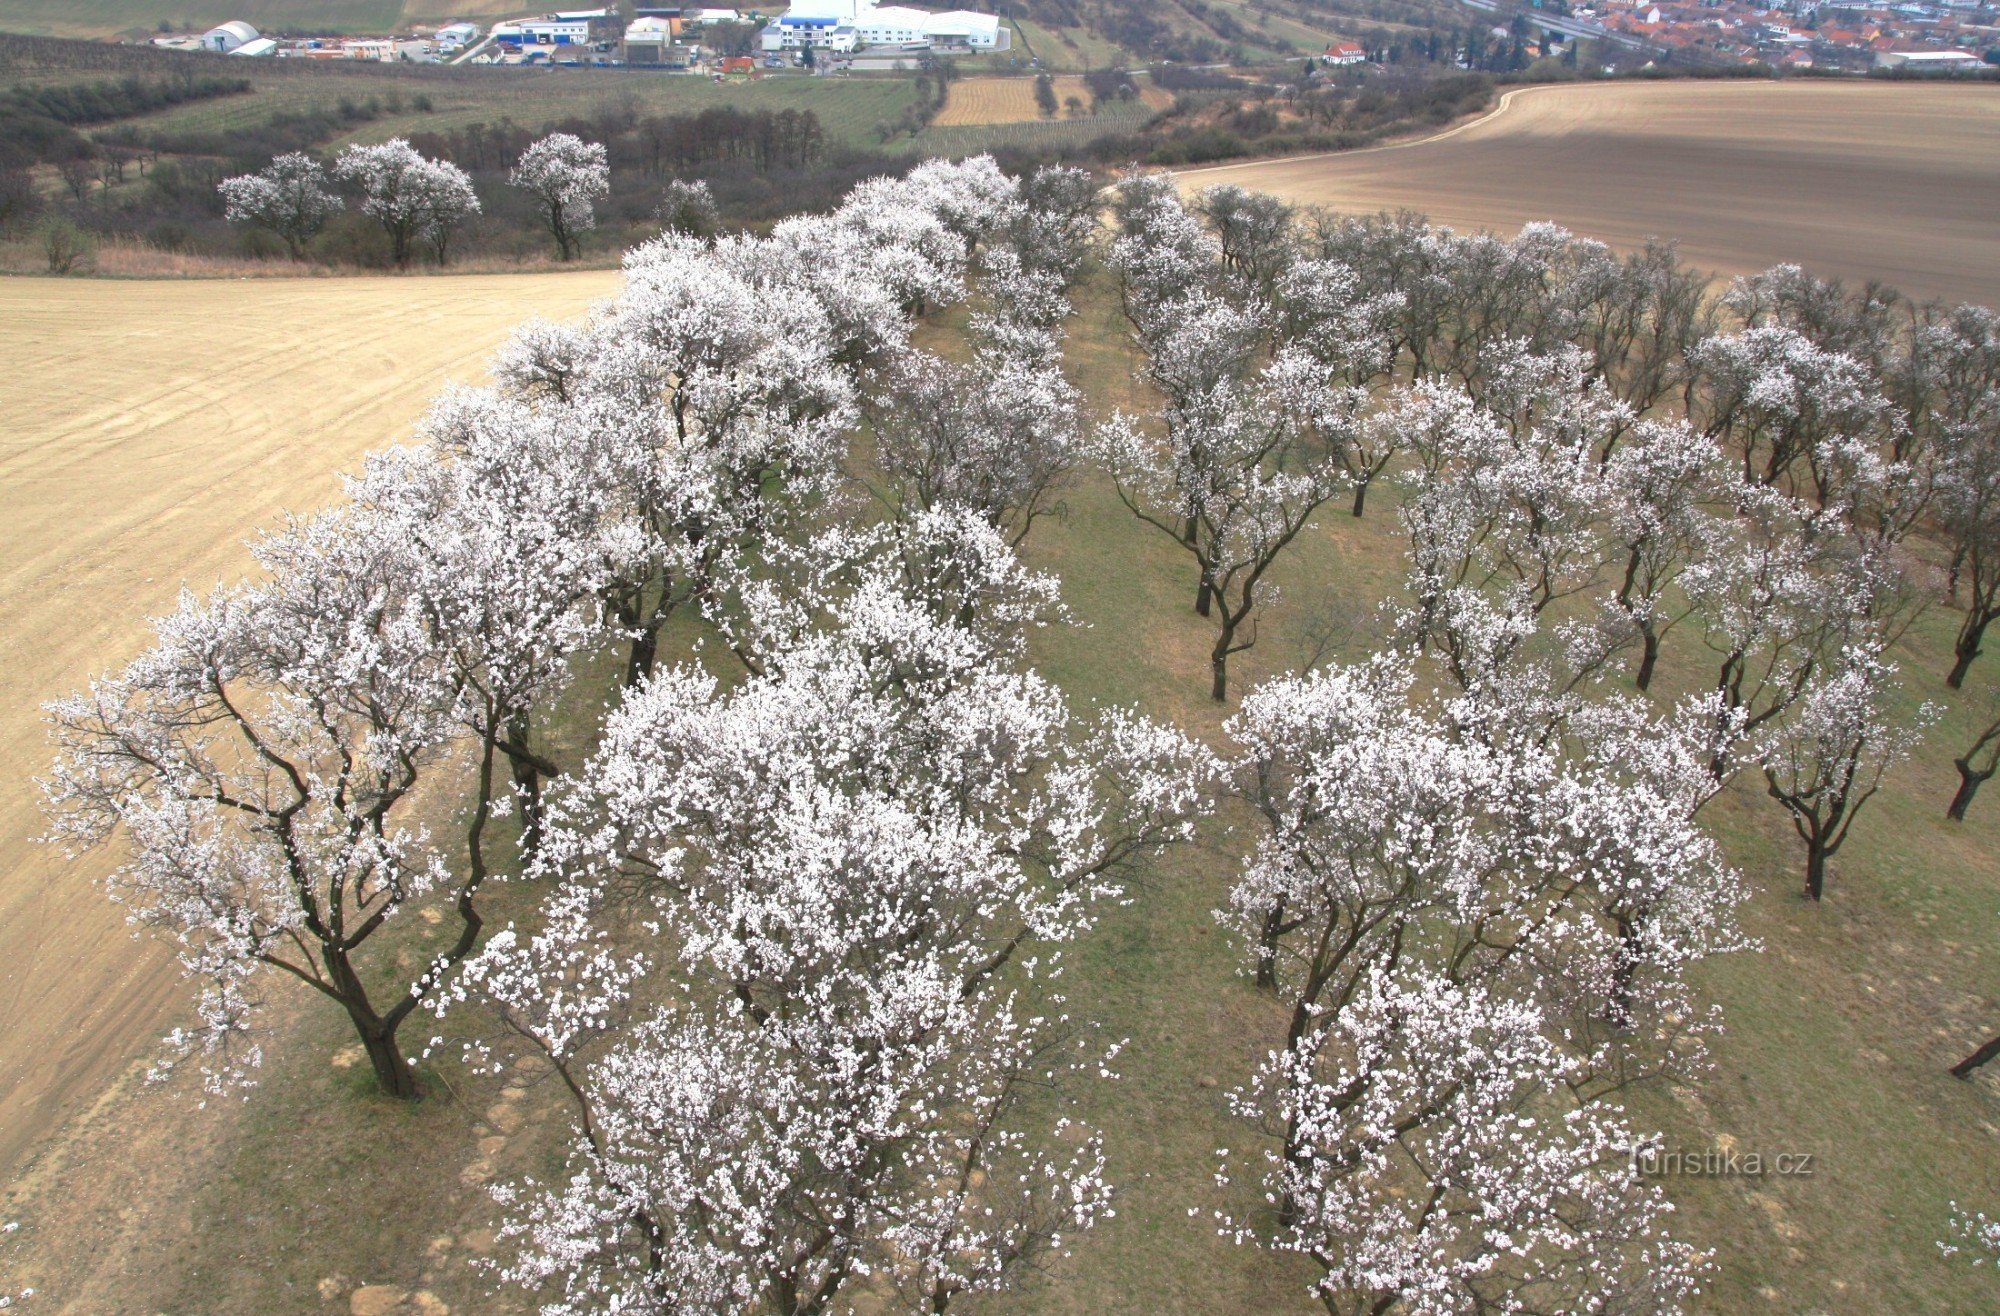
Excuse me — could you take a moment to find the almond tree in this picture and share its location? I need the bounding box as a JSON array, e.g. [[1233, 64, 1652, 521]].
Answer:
[[1275, 256, 1405, 513], [44, 389, 615, 1093], [1004, 163, 1100, 287], [869, 349, 1080, 545], [1192, 183, 1295, 294], [335, 139, 480, 268], [1222, 967, 1708, 1316], [490, 232, 858, 685], [217, 152, 340, 259], [1384, 352, 1627, 687], [1216, 657, 1741, 1312], [1106, 183, 1361, 701], [45, 507, 460, 1098], [1573, 238, 1714, 417], [1307, 208, 1457, 382], [1683, 485, 1869, 774], [1602, 419, 1729, 690], [1686, 326, 1887, 493], [415, 160, 481, 265], [654, 177, 719, 240], [1937, 405, 2000, 687], [510, 132, 610, 261], [1095, 338, 1356, 702], [1722, 262, 1902, 370], [365, 389, 619, 853], [1760, 643, 1930, 900], [438, 511, 1212, 1313]]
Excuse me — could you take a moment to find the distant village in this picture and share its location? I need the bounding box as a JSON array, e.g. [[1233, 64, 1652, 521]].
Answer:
[[148, 2, 1007, 73], [1557, 0, 2000, 70]]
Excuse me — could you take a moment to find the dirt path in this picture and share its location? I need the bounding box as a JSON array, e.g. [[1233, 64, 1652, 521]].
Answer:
[[0, 270, 620, 1184], [1174, 80, 2000, 307]]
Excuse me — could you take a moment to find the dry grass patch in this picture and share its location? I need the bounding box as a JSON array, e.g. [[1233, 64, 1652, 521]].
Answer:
[[936, 74, 1092, 125]]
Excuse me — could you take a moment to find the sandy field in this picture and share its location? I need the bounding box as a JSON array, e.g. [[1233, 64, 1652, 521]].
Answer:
[[935, 74, 1092, 125], [1176, 80, 2000, 308], [0, 269, 619, 1182]]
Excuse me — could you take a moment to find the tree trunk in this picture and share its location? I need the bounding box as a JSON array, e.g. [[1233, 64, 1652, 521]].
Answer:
[[1606, 911, 1639, 1029], [1210, 619, 1235, 703], [1195, 578, 1213, 618], [1635, 625, 1660, 693], [1255, 898, 1287, 992], [626, 622, 661, 687], [508, 712, 544, 855], [1803, 839, 1827, 901], [358, 1021, 422, 1099], [1952, 1032, 2000, 1079], [1949, 616, 1984, 689], [1947, 759, 1991, 822], [1350, 477, 1369, 518]]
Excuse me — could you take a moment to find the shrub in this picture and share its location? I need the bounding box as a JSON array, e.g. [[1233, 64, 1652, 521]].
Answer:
[[41, 216, 93, 274]]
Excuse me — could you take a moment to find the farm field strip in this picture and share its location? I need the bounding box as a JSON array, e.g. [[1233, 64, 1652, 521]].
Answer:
[[1174, 79, 2000, 308], [912, 115, 1142, 155], [0, 269, 619, 1181], [934, 74, 1094, 126]]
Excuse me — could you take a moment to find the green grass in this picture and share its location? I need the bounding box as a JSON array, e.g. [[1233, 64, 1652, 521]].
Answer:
[[906, 102, 1153, 157], [19, 264, 2000, 1315], [1009, 16, 1135, 73], [112, 66, 926, 153]]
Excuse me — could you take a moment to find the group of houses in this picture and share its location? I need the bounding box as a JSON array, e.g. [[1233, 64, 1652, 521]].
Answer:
[[1579, 0, 1997, 69]]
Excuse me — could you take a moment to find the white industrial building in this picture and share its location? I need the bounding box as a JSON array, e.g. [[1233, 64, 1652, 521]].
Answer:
[[853, 5, 933, 45], [762, 1, 1002, 52], [923, 9, 1003, 48], [228, 36, 278, 56], [435, 21, 481, 49], [491, 11, 598, 45], [201, 20, 260, 52], [1874, 48, 1985, 69], [624, 15, 676, 61]]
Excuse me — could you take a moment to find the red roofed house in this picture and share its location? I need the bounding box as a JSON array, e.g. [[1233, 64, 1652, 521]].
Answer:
[[1323, 40, 1367, 64]]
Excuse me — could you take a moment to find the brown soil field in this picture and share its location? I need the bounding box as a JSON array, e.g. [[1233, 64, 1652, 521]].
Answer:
[[935, 74, 1092, 125], [0, 270, 619, 1184], [1176, 80, 2000, 307]]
